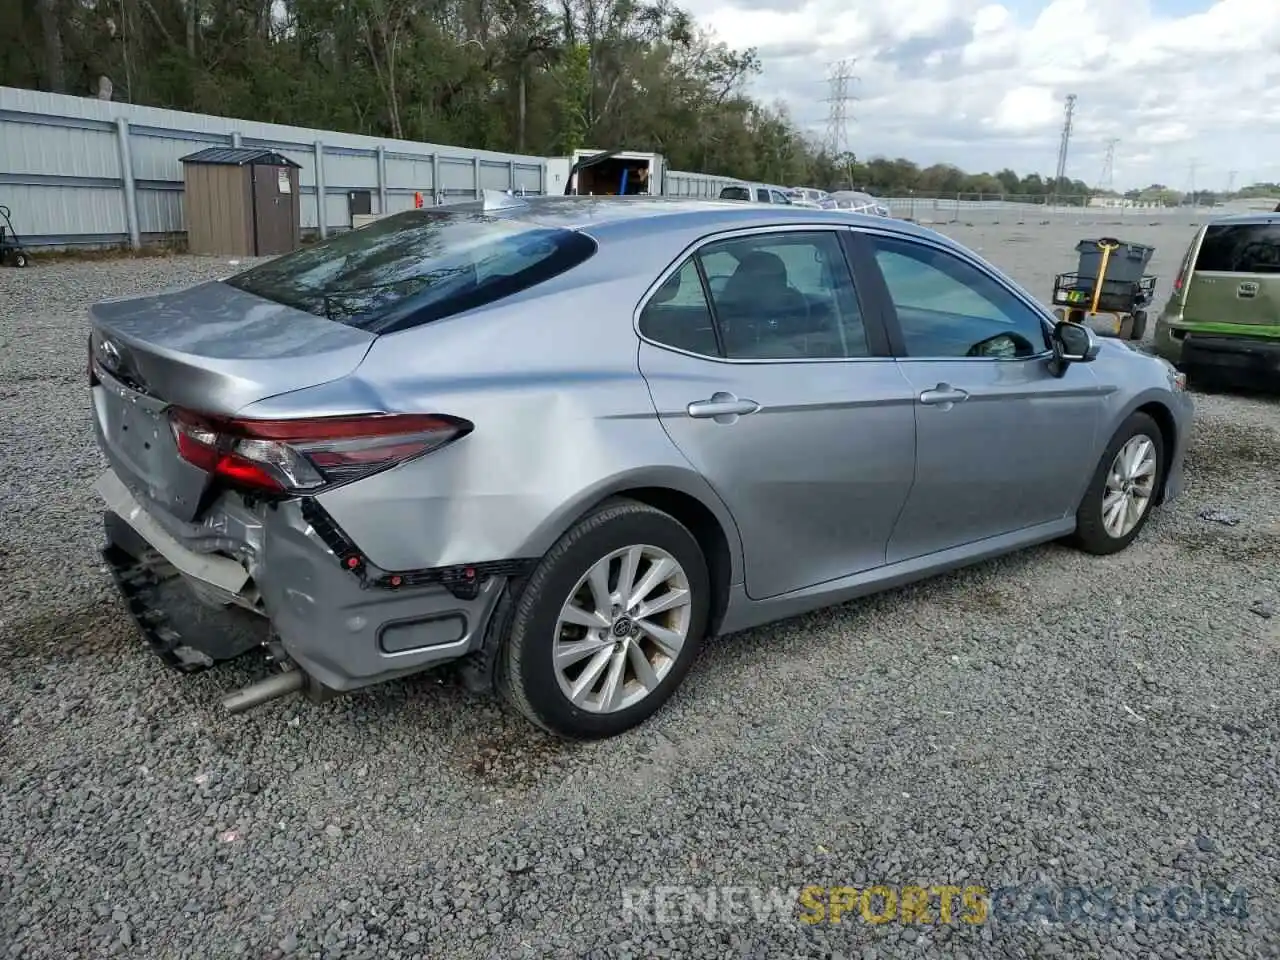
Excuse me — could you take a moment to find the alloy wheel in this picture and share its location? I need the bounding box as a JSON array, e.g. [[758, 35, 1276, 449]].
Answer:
[[552, 544, 693, 714], [1102, 434, 1157, 539]]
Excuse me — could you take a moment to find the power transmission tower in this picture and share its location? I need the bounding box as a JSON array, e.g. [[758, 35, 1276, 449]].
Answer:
[[823, 59, 858, 179], [1053, 94, 1077, 192], [1184, 159, 1199, 205], [1096, 137, 1119, 193]]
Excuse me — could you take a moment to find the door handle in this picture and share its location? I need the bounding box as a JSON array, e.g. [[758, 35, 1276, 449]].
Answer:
[[686, 392, 761, 419], [919, 383, 969, 405]]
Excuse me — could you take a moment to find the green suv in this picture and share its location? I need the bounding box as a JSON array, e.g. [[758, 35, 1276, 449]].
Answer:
[[1153, 213, 1280, 385]]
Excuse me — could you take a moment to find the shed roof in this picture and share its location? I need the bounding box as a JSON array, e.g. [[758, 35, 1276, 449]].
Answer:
[[179, 147, 302, 168]]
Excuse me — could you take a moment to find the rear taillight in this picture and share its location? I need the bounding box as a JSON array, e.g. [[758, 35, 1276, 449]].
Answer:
[[1173, 238, 1197, 295], [169, 410, 472, 495]]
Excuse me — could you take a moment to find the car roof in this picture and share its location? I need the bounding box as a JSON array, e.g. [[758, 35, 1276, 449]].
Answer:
[[441, 193, 939, 245], [1202, 211, 1280, 226]]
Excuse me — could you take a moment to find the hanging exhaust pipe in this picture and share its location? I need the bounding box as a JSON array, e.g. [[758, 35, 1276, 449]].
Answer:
[[222, 669, 306, 714]]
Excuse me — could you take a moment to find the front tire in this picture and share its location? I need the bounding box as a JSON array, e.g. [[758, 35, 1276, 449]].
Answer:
[[1069, 412, 1164, 555], [1130, 310, 1148, 341], [497, 498, 710, 739]]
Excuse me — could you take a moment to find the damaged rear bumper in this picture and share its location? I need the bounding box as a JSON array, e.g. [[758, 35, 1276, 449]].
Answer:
[[95, 468, 525, 695]]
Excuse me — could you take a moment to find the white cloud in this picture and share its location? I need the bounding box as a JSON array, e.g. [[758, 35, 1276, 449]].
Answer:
[[682, 0, 1280, 189], [988, 85, 1061, 134]]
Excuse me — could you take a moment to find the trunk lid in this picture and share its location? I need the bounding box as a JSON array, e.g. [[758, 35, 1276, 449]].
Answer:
[[90, 280, 375, 521]]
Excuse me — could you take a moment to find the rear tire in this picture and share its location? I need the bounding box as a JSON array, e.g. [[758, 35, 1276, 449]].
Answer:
[[1068, 412, 1164, 556], [497, 498, 710, 739]]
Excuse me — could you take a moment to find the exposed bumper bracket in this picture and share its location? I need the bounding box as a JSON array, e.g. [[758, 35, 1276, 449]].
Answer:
[[102, 542, 217, 673], [102, 513, 269, 672], [298, 498, 536, 597]]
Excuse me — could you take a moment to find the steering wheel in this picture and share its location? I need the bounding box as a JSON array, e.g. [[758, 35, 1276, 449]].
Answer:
[[965, 332, 1035, 359]]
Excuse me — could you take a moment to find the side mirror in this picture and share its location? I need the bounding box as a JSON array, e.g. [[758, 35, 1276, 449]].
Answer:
[[1048, 320, 1100, 376]]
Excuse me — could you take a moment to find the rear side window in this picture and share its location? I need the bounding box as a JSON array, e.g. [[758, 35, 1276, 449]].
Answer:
[[1193, 223, 1280, 274], [638, 260, 720, 356], [756, 189, 770, 202], [224, 209, 596, 333], [719, 186, 750, 201], [640, 231, 869, 360]]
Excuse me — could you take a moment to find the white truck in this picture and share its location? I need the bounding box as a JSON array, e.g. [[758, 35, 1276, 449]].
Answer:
[[545, 149, 741, 200]]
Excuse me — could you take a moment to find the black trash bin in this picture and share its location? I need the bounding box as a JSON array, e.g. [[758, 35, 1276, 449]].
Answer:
[[1074, 238, 1155, 286]]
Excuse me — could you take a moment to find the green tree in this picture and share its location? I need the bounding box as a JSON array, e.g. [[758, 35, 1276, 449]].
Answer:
[[2, 1, 1125, 196]]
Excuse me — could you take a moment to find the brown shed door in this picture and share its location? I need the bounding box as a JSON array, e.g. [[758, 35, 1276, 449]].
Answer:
[[251, 165, 299, 256]]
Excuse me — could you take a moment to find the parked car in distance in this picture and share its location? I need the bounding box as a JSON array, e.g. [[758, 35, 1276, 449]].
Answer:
[[825, 190, 891, 216], [1154, 212, 1280, 387], [787, 187, 831, 208], [718, 182, 795, 205], [89, 195, 1193, 739]]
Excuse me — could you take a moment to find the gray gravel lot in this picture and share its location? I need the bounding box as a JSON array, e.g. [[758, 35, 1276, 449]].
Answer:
[[1, 222, 1278, 960]]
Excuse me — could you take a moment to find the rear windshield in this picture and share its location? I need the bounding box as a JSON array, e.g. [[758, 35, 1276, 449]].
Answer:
[[225, 209, 597, 332], [719, 186, 750, 201], [1193, 222, 1280, 274]]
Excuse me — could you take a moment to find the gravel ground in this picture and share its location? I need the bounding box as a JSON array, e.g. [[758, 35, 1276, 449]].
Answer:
[[1, 228, 1278, 960]]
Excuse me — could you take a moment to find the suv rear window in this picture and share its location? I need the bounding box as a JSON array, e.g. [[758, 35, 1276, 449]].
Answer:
[[719, 186, 750, 201], [225, 209, 597, 333], [1194, 222, 1280, 274]]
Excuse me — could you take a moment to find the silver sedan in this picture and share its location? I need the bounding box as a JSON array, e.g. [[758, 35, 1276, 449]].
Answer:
[[88, 195, 1193, 738]]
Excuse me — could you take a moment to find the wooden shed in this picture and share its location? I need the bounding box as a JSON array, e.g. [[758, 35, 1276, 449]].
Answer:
[[180, 147, 302, 257]]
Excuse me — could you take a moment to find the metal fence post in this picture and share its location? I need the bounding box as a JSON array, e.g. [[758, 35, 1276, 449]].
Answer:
[[231, 131, 242, 148], [473, 156, 481, 199], [376, 145, 388, 214], [431, 154, 441, 205], [314, 140, 327, 239], [114, 117, 141, 251], [508, 160, 516, 192]]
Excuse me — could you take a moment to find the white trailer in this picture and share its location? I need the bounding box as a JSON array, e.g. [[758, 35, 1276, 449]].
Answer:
[[545, 149, 741, 200]]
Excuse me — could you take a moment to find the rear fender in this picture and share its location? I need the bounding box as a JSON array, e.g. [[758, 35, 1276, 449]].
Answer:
[[513, 464, 745, 586]]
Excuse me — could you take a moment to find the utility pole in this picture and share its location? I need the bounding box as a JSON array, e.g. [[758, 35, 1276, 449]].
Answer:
[[824, 59, 858, 185], [1184, 159, 1199, 206], [1096, 137, 1118, 193], [1053, 93, 1077, 195], [1226, 169, 1238, 195]]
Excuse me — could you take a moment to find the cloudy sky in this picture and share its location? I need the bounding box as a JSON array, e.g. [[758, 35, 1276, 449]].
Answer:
[[682, 0, 1280, 191]]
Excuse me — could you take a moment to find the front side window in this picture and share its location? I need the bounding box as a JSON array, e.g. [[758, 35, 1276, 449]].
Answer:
[[868, 235, 1049, 359], [770, 191, 791, 205], [225, 209, 596, 333]]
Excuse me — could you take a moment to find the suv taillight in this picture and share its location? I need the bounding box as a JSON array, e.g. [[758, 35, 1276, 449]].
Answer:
[[169, 410, 472, 495], [1173, 238, 1197, 295]]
